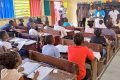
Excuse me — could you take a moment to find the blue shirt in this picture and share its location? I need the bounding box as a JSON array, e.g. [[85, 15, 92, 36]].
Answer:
[[42, 44, 60, 58], [63, 22, 71, 27], [93, 10, 105, 18], [0, 24, 12, 32]]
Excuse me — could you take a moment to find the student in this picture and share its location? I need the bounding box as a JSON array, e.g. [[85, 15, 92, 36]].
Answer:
[[42, 35, 60, 58], [63, 18, 71, 27], [0, 51, 39, 80], [109, 6, 119, 26], [35, 18, 43, 24], [44, 21, 52, 30], [68, 33, 94, 80], [27, 17, 34, 30], [0, 20, 15, 32], [29, 22, 38, 36], [54, 20, 67, 38], [90, 28, 107, 57], [0, 30, 28, 57], [18, 18, 24, 26], [85, 20, 94, 33], [102, 21, 116, 40]]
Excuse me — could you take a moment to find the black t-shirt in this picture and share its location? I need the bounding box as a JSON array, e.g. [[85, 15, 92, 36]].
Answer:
[[90, 36, 106, 46]]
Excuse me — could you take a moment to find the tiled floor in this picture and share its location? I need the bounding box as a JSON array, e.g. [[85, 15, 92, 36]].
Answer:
[[100, 49, 120, 80]]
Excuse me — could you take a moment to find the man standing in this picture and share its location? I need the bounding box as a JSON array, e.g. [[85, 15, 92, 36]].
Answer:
[[59, 5, 66, 19], [108, 6, 119, 26]]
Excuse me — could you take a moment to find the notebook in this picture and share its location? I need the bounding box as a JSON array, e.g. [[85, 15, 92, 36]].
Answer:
[[93, 52, 101, 61], [21, 62, 40, 75], [28, 66, 53, 80], [17, 41, 26, 50]]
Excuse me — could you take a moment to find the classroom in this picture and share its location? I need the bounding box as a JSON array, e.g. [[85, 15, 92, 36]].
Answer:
[[0, 0, 120, 80]]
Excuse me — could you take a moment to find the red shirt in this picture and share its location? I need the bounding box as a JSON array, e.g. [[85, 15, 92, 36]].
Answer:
[[68, 46, 94, 80]]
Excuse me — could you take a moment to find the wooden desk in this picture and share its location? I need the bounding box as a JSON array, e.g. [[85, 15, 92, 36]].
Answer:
[[10, 37, 37, 51], [22, 58, 76, 80], [15, 29, 27, 33]]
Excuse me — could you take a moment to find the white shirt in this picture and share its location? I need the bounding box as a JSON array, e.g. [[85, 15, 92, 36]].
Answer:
[[109, 10, 119, 25], [85, 27, 94, 34], [54, 25, 67, 38], [29, 29, 38, 36], [95, 23, 106, 29]]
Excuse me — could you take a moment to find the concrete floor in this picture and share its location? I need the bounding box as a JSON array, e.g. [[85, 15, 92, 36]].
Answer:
[[100, 49, 120, 80]]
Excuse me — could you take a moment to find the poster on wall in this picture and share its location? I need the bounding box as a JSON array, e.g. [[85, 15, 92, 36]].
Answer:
[[14, 0, 30, 18]]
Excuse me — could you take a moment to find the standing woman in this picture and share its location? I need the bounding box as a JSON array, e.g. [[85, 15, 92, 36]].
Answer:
[[78, 5, 84, 27], [89, 4, 95, 20]]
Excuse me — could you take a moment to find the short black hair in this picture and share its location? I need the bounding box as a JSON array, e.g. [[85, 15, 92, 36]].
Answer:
[[45, 35, 54, 44], [87, 20, 94, 28], [73, 33, 84, 45], [19, 18, 24, 22], [94, 28, 101, 37], [9, 20, 14, 25], [0, 30, 6, 40], [105, 21, 113, 29], [0, 51, 17, 69], [28, 17, 33, 22]]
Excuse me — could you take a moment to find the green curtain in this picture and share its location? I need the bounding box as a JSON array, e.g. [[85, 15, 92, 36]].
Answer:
[[44, 0, 50, 16]]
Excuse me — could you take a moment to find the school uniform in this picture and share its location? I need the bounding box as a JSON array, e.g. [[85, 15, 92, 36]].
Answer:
[[1, 69, 23, 80], [85, 27, 94, 34], [42, 44, 60, 58], [54, 25, 67, 38], [29, 28, 38, 36]]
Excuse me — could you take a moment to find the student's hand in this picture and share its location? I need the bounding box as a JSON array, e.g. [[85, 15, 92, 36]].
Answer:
[[33, 71, 39, 80], [18, 67, 24, 72]]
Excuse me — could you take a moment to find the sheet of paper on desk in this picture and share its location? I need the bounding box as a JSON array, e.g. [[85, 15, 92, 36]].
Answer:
[[17, 41, 26, 50], [28, 66, 53, 80], [84, 37, 90, 42], [3, 42, 12, 49], [65, 29, 72, 32], [25, 40, 37, 45], [56, 44, 68, 53], [93, 52, 101, 61], [21, 62, 40, 75]]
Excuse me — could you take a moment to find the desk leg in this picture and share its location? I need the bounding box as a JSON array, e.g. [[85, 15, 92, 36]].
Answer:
[[91, 58, 98, 80]]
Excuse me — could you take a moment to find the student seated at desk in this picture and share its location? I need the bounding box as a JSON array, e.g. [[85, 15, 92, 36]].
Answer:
[[102, 21, 116, 46], [44, 21, 53, 30], [42, 35, 60, 58], [54, 20, 67, 38], [0, 51, 39, 80], [18, 18, 24, 26], [0, 30, 28, 57], [34, 17, 43, 24], [29, 22, 38, 36], [90, 28, 107, 57], [0, 20, 15, 32], [63, 18, 71, 27], [68, 33, 94, 80], [85, 20, 94, 33], [27, 17, 34, 30]]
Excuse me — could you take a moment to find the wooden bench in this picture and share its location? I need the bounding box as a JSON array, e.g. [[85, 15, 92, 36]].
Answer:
[[29, 50, 79, 75], [61, 39, 104, 80]]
